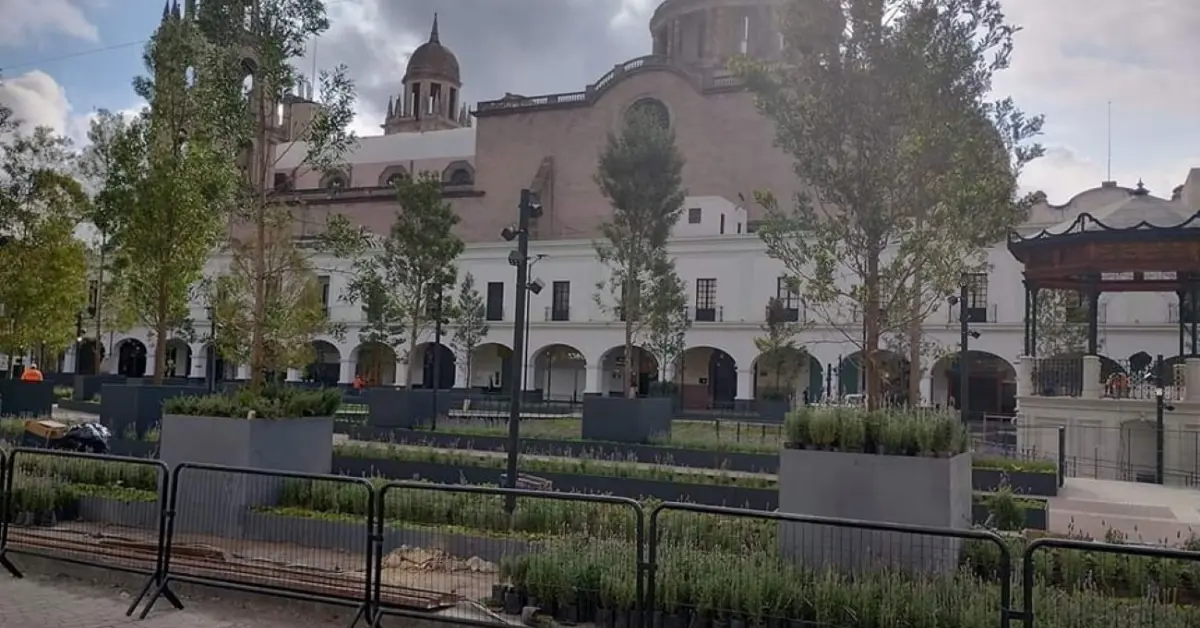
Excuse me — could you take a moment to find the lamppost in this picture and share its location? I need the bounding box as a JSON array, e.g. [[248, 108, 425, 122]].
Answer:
[[500, 189, 542, 509], [523, 256, 547, 395], [430, 285, 444, 431], [1152, 353, 1175, 484], [947, 274, 982, 423], [206, 305, 218, 393], [73, 312, 85, 373]]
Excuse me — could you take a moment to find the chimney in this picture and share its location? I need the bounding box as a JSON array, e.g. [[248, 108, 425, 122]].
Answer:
[[1182, 168, 1200, 210]]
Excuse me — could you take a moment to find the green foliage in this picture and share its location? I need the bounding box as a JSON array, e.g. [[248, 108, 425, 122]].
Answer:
[[736, 0, 1043, 407], [980, 484, 1032, 531], [643, 258, 690, 383], [343, 172, 462, 386], [0, 122, 90, 357], [784, 407, 968, 456], [163, 385, 341, 418], [451, 272, 488, 382], [594, 109, 687, 395], [755, 297, 805, 398], [1036, 289, 1091, 356]]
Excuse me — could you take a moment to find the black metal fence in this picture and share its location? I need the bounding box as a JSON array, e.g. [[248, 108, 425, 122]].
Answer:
[[3, 447, 1200, 628]]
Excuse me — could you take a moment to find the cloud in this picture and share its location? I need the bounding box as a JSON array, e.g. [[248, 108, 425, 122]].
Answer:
[[0, 0, 101, 46], [0, 70, 143, 146], [1019, 145, 1196, 205]]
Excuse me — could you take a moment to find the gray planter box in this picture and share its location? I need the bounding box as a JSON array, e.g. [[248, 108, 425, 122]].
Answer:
[[367, 388, 463, 428], [581, 397, 672, 444], [159, 414, 334, 537], [777, 448, 972, 575], [76, 496, 160, 529], [99, 384, 202, 439]]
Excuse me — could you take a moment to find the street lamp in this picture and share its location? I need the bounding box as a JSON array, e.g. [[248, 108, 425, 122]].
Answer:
[[947, 274, 982, 423], [73, 312, 85, 373], [1151, 354, 1175, 484], [501, 189, 542, 510], [206, 305, 218, 393]]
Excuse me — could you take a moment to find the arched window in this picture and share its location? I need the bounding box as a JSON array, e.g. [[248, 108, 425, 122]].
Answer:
[[448, 168, 472, 186], [322, 171, 348, 190], [625, 98, 670, 129], [441, 160, 475, 186], [379, 166, 410, 188]]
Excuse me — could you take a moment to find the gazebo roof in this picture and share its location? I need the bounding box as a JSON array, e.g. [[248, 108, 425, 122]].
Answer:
[[1008, 181, 1200, 291]]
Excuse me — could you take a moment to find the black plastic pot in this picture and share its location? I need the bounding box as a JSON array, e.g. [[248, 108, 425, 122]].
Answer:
[[503, 589, 524, 615]]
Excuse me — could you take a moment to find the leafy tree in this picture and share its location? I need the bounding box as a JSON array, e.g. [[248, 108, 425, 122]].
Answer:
[[451, 272, 488, 387], [204, 0, 361, 390], [0, 123, 90, 366], [1036, 289, 1090, 357], [340, 259, 403, 383], [79, 110, 140, 373], [643, 257, 689, 390], [754, 296, 805, 399], [116, 7, 239, 383], [594, 110, 687, 396], [737, 0, 1043, 407]]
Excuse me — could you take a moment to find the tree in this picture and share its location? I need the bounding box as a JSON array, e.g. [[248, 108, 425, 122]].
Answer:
[[1036, 289, 1090, 357], [0, 123, 90, 368], [116, 7, 240, 383], [206, 0, 361, 390], [755, 296, 805, 399], [79, 110, 140, 373], [737, 0, 1043, 408], [594, 109, 687, 396], [342, 172, 462, 386], [643, 257, 689, 391], [451, 272, 488, 388]]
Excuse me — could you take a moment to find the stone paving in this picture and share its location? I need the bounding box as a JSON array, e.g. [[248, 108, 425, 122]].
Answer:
[[0, 575, 353, 628]]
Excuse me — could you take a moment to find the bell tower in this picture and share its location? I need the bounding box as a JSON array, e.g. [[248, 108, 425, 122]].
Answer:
[[383, 14, 470, 135]]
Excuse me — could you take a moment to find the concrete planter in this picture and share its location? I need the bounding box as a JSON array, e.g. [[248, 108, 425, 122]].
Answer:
[[971, 499, 1048, 531], [0, 380, 54, 417], [73, 374, 127, 401], [56, 399, 101, 414], [99, 384, 204, 439], [106, 438, 159, 458], [76, 496, 160, 529], [582, 397, 672, 444], [971, 468, 1058, 497], [777, 447, 972, 575], [159, 414, 334, 536], [366, 388, 465, 428], [755, 399, 791, 423]]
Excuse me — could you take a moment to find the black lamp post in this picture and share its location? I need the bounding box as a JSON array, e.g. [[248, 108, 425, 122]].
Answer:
[[73, 312, 85, 373], [431, 286, 444, 431], [1152, 354, 1174, 484], [206, 305, 218, 393], [501, 189, 543, 510], [948, 274, 981, 423]]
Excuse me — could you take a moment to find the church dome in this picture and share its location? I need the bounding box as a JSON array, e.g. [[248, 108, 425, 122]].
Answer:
[[405, 14, 460, 84]]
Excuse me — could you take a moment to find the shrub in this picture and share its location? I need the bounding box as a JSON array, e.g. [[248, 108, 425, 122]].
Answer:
[[784, 408, 967, 456], [163, 385, 341, 419]]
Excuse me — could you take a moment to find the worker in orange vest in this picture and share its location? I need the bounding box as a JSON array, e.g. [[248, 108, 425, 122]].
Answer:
[[20, 363, 43, 382]]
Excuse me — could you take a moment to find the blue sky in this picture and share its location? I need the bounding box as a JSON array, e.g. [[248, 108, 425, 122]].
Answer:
[[1, 0, 1198, 205]]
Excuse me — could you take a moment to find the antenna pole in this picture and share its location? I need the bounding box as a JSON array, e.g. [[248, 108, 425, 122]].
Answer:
[[1106, 101, 1113, 181]]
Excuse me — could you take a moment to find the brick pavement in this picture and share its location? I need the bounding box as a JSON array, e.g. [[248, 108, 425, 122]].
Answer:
[[0, 576, 353, 628]]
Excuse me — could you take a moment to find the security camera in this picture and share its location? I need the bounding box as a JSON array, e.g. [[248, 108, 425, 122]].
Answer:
[[500, 226, 519, 242], [968, 330, 980, 339], [507, 250, 523, 267], [947, 295, 960, 306], [527, 278, 545, 295]]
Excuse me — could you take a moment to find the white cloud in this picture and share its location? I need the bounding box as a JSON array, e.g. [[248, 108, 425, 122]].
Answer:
[[0, 70, 143, 146], [0, 0, 100, 46], [1019, 145, 1197, 205]]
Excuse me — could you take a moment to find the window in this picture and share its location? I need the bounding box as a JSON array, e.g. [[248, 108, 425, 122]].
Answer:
[[551, 281, 570, 321], [625, 98, 670, 129], [87, 280, 99, 316], [448, 168, 473, 186], [720, 213, 726, 234], [386, 173, 405, 187], [695, 278, 717, 322], [318, 276, 331, 314], [965, 272, 989, 323], [322, 171, 347, 190], [486, 282, 505, 321], [688, 207, 702, 224], [273, 172, 291, 191], [775, 277, 801, 322]]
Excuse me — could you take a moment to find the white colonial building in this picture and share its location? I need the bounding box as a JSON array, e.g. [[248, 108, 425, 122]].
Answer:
[[67, 169, 1200, 417]]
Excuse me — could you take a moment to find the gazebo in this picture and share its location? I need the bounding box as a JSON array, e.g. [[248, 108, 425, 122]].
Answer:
[[1008, 181, 1200, 362]]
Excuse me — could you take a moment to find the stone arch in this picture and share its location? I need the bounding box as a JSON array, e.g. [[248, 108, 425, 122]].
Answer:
[[412, 342, 455, 389], [379, 165, 410, 187], [441, 160, 474, 186], [201, 342, 236, 382], [679, 346, 736, 409], [531, 343, 587, 402], [837, 350, 911, 406], [320, 169, 349, 190], [752, 348, 821, 403], [624, 97, 670, 129], [306, 340, 341, 385], [468, 342, 512, 391], [929, 351, 1016, 417], [164, 338, 193, 379], [352, 342, 397, 386], [114, 337, 148, 377], [1033, 352, 1123, 397], [600, 345, 660, 397]]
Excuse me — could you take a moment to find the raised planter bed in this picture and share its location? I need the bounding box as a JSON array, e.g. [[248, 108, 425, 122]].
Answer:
[[332, 455, 778, 510], [76, 495, 160, 529], [56, 399, 101, 414], [100, 384, 204, 439], [971, 498, 1048, 531], [105, 438, 159, 458], [972, 467, 1058, 497], [0, 380, 54, 417], [778, 447, 972, 575], [341, 426, 780, 474], [159, 414, 334, 537]]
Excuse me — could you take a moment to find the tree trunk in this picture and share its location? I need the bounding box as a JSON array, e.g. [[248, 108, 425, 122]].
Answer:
[[153, 321, 168, 385], [907, 273, 923, 406], [406, 328, 418, 388], [864, 253, 882, 410], [94, 240, 106, 375], [248, 3, 268, 393]]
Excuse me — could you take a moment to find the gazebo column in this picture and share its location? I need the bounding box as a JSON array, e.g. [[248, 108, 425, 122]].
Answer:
[[1023, 280, 1038, 357], [1190, 276, 1200, 356], [1086, 281, 1100, 356]]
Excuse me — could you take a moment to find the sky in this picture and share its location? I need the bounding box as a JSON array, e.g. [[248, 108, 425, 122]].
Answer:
[[0, 0, 1197, 205]]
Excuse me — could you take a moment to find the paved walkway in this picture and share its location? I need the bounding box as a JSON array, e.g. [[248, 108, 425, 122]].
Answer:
[[0, 576, 352, 628], [1049, 477, 1200, 542]]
